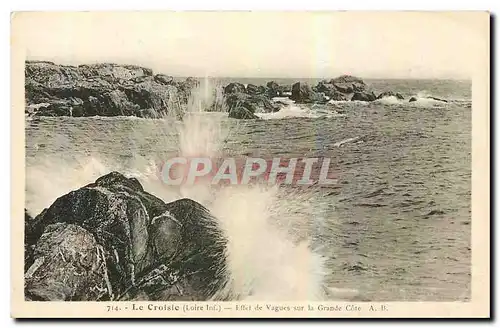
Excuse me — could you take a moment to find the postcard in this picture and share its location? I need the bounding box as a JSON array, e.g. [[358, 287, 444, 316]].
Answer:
[[11, 11, 490, 318]]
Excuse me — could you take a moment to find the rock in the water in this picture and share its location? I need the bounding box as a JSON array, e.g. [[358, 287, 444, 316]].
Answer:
[[266, 81, 281, 97], [257, 85, 269, 95], [427, 96, 448, 103], [329, 92, 348, 101], [154, 74, 174, 85], [24, 172, 229, 301], [245, 84, 260, 95], [351, 91, 377, 102], [408, 96, 447, 103], [25, 61, 198, 118], [224, 91, 279, 119], [290, 82, 325, 103], [228, 106, 259, 119], [314, 82, 348, 101], [223, 82, 246, 94], [377, 91, 404, 100], [331, 75, 366, 93], [225, 92, 257, 113]]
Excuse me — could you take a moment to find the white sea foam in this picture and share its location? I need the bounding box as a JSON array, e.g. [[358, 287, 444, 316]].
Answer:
[[374, 96, 404, 105], [256, 103, 344, 120]]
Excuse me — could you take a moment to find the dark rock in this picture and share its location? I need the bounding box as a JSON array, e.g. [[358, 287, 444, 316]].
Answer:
[[252, 95, 280, 112], [331, 75, 366, 93], [408, 96, 448, 103], [266, 81, 280, 97], [427, 96, 448, 103], [25, 61, 198, 118], [25, 223, 110, 301], [225, 92, 257, 113], [154, 74, 174, 85], [377, 91, 404, 100], [315, 82, 348, 100], [245, 84, 260, 95], [257, 85, 268, 95], [228, 106, 259, 119], [24, 172, 229, 301], [351, 91, 377, 102], [224, 91, 279, 118], [290, 82, 325, 103], [279, 84, 292, 93], [176, 77, 200, 103], [223, 82, 246, 94], [120, 80, 178, 114], [139, 108, 162, 119], [329, 92, 348, 101], [25, 209, 35, 271], [77, 63, 153, 79]]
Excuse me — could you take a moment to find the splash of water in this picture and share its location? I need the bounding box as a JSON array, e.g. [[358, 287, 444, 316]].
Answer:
[[24, 79, 351, 301]]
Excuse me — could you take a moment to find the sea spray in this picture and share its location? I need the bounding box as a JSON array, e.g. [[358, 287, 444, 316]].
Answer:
[[151, 82, 331, 300], [24, 79, 340, 301]]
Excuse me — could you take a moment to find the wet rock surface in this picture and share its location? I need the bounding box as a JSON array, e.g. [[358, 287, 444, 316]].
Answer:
[[24, 172, 228, 301], [25, 61, 199, 118]]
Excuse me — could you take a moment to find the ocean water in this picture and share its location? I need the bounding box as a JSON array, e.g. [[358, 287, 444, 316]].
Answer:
[[25, 78, 471, 301]]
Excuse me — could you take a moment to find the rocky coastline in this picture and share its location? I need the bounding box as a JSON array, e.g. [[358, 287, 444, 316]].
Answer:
[[25, 61, 199, 118], [25, 61, 447, 120]]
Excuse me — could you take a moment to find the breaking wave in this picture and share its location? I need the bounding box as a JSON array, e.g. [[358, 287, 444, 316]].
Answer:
[[25, 81, 352, 301]]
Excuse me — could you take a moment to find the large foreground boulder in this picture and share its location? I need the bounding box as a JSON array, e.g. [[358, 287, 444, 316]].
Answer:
[[24, 172, 228, 301], [25, 223, 109, 301]]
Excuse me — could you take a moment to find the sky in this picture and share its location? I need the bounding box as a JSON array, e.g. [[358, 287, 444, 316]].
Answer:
[[12, 11, 488, 79]]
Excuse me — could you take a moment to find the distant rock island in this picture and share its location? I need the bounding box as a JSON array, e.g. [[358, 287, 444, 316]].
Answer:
[[24, 61, 446, 119]]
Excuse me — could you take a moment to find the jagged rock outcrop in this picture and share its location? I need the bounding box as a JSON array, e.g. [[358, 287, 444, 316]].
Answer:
[[25, 61, 199, 118], [225, 93, 261, 119], [24, 172, 228, 301], [330, 75, 366, 93], [223, 83, 282, 119], [290, 82, 325, 103], [220, 74, 412, 109], [153, 74, 174, 85], [223, 82, 246, 94], [314, 81, 348, 101], [246, 83, 266, 95], [266, 81, 281, 98]]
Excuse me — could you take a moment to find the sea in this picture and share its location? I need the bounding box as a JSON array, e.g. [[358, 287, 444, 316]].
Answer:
[[25, 78, 471, 301]]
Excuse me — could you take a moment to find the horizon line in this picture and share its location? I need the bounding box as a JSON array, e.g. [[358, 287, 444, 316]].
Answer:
[[24, 59, 471, 81]]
